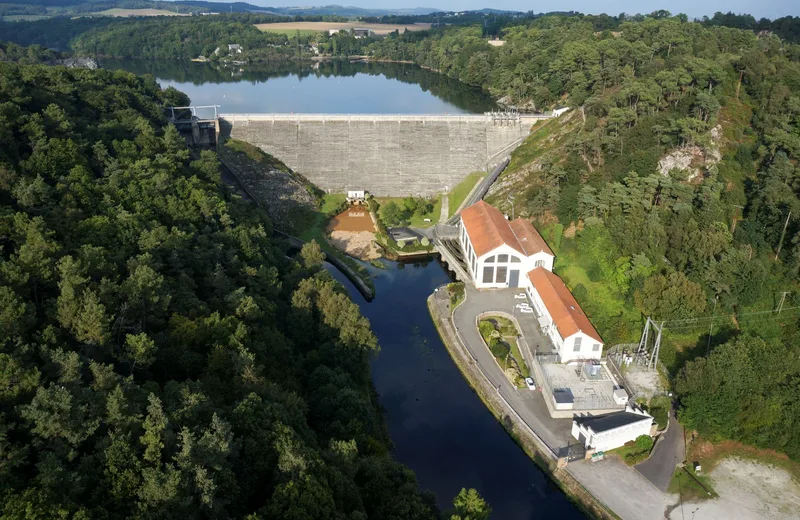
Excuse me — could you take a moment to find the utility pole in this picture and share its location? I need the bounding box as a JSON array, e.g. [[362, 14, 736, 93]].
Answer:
[[777, 291, 790, 314], [706, 296, 718, 356], [775, 210, 792, 261]]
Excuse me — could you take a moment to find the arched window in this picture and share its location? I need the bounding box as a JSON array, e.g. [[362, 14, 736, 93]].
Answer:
[[485, 256, 495, 263], [510, 256, 521, 263]]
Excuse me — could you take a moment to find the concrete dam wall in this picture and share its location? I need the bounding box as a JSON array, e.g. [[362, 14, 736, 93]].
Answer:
[[219, 114, 544, 197]]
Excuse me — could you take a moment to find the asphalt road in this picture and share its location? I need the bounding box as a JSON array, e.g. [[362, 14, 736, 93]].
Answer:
[[452, 286, 574, 452], [636, 409, 685, 491]]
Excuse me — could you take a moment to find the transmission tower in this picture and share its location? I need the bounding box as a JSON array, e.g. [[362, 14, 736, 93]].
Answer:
[[637, 317, 664, 371]]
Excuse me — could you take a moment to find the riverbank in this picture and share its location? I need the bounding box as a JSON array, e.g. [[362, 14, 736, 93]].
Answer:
[[427, 288, 618, 520]]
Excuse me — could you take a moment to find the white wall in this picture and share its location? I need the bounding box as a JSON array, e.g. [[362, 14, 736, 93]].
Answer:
[[560, 331, 603, 363], [573, 416, 653, 452], [459, 219, 554, 290]]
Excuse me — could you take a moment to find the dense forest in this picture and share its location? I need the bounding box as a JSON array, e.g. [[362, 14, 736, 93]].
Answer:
[[0, 53, 492, 518]]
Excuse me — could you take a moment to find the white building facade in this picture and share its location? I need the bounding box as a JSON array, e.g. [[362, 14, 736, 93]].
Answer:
[[571, 407, 653, 452], [459, 201, 554, 289], [523, 267, 604, 363]]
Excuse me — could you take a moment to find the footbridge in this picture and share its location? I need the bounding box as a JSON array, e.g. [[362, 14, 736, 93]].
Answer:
[[217, 112, 550, 197]]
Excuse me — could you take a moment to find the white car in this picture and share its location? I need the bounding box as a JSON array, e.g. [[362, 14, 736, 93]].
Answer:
[[518, 307, 534, 314], [524, 377, 536, 390], [514, 294, 527, 300]]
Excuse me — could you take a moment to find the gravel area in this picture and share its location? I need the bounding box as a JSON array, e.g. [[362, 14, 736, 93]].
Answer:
[[669, 458, 800, 520], [328, 231, 380, 260]]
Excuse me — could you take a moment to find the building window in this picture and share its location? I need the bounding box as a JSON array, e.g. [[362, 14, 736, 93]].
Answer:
[[472, 258, 477, 275], [510, 256, 521, 263], [535, 259, 544, 268], [497, 254, 508, 263], [482, 266, 494, 284], [496, 266, 507, 284], [485, 256, 495, 263], [592, 344, 601, 352], [573, 336, 582, 352]]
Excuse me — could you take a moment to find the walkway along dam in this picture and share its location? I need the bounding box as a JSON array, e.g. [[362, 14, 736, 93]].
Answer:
[[217, 113, 550, 197]]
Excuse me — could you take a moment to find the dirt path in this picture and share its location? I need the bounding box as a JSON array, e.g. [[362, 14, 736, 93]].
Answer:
[[669, 458, 800, 520]]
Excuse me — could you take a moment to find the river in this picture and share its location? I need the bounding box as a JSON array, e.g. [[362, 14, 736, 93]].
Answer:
[[104, 59, 584, 519]]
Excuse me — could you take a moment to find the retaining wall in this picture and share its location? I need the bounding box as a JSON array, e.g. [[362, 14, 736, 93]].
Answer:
[[219, 114, 544, 197]]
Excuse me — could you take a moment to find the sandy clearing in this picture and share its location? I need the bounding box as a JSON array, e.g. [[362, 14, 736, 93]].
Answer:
[[328, 231, 380, 260], [255, 22, 431, 35], [91, 8, 189, 17], [669, 457, 800, 520], [328, 207, 376, 232]]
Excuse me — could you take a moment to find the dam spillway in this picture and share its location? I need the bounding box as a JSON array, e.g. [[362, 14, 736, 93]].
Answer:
[[218, 113, 547, 197]]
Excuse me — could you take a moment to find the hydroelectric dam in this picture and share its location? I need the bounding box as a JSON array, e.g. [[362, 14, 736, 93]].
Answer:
[[216, 112, 550, 197]]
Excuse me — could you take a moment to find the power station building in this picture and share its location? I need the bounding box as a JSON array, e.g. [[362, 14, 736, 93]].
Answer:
[[459, 200, 603, 362]]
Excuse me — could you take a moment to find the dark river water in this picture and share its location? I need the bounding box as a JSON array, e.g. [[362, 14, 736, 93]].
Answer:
[[329, 260, 584, 519], [102, 58, 583, 518]]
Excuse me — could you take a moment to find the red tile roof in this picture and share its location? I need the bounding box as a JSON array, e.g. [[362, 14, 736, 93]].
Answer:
[[461, 201, 553, 258], [527, 267, 603, 343]]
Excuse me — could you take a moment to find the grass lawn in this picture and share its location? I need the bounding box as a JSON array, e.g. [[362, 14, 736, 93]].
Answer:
[[447, 172, 484, 218], [376, 196, 441, 227], [296, 193, 346, 243], [667, 466, 717, 502]]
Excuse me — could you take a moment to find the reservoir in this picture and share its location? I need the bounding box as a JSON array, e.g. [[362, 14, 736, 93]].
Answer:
[[101, 59, 498, 114], [104, 59, 583, 519]]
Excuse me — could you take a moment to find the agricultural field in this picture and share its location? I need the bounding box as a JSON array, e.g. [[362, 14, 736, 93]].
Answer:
[[255, 21, 431, 35], [89, 8, 188, 17]]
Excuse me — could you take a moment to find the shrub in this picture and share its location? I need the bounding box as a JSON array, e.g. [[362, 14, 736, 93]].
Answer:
[[634, 434, 654, 452], [478, 321, 495, 341], [489, 338, 509, 359]]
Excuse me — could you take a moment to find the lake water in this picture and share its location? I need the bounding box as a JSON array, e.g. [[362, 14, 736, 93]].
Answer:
[[102, 59, 498, 114], [103, 58, 583, 518]]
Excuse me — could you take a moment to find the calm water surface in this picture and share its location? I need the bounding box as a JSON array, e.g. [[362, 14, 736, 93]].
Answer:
[[105, 58, 581, 517], [102, 59, 498, 114], [330, 260, 584, 520]]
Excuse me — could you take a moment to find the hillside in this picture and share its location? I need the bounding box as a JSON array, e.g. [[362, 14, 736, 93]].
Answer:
[[0, 56, 451, 518]]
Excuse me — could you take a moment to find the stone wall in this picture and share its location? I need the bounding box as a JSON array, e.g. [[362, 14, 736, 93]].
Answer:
[[219, 114, 543, 197]]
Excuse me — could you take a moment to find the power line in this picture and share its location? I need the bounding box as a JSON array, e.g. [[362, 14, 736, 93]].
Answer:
[[662, 304, 800, 327]]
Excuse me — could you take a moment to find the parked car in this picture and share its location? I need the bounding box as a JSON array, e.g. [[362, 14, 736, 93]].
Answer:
[[524, 377, 536, 390], [518, 307, 534, 314], [514, 293, 527, 299]]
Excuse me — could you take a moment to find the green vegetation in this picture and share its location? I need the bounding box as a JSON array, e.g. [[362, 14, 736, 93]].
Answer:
[[447, 282, 466, 308], [0, 56, 453, 518], [478, 316, 530, 385], [447, 172, 484, 218], [668, 466, 717, 502], [368, 197, 435, 256], [675, 334, 800, 460], [377, 195, 440, 228], [611, 435, 655, 466], [645, 396, 671, 430]]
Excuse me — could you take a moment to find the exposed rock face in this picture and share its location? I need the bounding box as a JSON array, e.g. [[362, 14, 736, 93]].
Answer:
[[55, 57, 98, 69], [657, 124, 723, 181]]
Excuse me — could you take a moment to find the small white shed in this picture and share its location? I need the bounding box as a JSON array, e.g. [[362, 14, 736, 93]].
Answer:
[[571, 406, 653, 453]]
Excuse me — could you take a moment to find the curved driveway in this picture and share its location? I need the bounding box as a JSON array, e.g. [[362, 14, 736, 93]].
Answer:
[[452, 286, 574, 452]]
